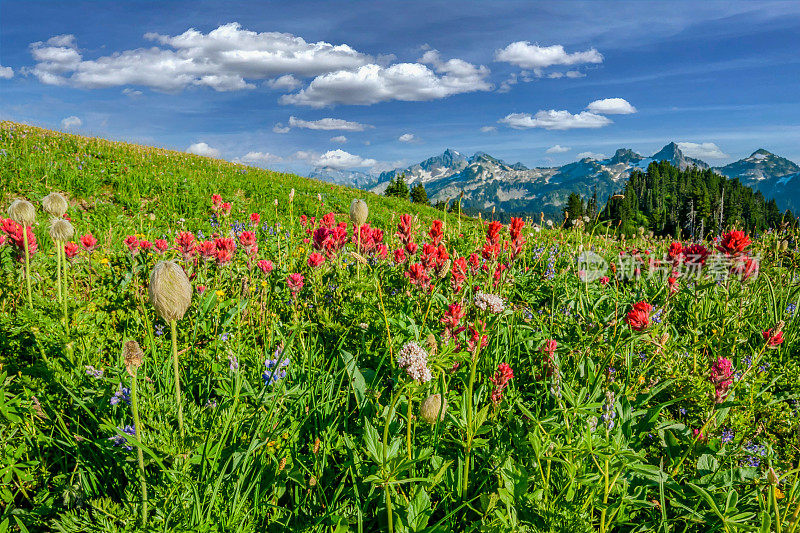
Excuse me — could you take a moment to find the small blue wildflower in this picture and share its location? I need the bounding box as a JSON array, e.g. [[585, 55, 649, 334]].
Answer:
[[85, 366, 103, 378], [228, 354, 239, 372], [111, 385, 131, 406], [651, 307, 663, 324], [155, 324, 164, 336], [742, 442, 767, 467], [263, 346, 290, 385], [721, 428, 734, 444], [108, 425, 136, 450], [600, 390, 616, 429], [219, 332, 229, 342]]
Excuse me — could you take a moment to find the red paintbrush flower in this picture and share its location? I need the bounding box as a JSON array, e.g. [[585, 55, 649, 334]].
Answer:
[[763, 327, 784, 347], [626, 301, 653, 331], [307, 252, 325, 268], [80, 233, 97, 252], [717, 230, 751, 255], [257, 259, 273, 274]]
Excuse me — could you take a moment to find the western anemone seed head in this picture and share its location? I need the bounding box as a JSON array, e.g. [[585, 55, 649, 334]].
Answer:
[[419, 394, 447, 424], [8, 199, 36, 226], [42, 192, 68, 217], [349, 251, 368, 265], [49, 218, 74, 242], [148, 261, 192, 322], [350, 199, 368, 226], [123, 340, 144, 376], [436, 258, 451, 279]]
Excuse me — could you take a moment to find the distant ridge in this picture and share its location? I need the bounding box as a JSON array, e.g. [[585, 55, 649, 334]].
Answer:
[[310, 142, 800, 218]]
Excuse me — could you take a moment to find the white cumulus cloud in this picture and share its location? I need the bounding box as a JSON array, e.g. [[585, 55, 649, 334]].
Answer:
[[481, 126, 497, 133], [577, 151, 606, 160], [122, 88, 142, 97], [28, 25, 492, 109], [677, 142, 729, 159], [398, 133, 416, 142], [267, 74, 302, 91], [587, 97, 637, 115], [273, 123, 290, 134], [546, 145, 571, 154], [499, 110, 611, 130], [495, 42, 602, 73], [330, 135, 347, 143], [302, 149, 376, 169], [240, 151, 283, 164], [61, 116, 82, 129], [28, 23, 371, 92], [288, 116, 371, 131], [281, 49, 491, 107], [187, 142, 220, 158], [0, 66, 13, 79]]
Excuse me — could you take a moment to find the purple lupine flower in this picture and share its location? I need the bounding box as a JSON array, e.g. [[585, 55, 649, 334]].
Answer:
[[721, 428, 734, 444], [108, 425, 136, 451], [85, 366, 104, 378], [111, 385, 131, 406], [263, 345, 290, 385]]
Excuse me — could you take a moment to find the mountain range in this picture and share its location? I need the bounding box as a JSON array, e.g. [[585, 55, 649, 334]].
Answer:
[[310, 143, 800, 218]]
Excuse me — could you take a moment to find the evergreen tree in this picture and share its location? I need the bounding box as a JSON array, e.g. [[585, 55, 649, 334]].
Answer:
[[563, 192, 586, 221], [410, 183, 429, 204], [384, 173, 410, 199]]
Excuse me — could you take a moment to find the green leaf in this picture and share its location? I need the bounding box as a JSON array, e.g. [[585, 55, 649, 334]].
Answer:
[[407, 486, 432, 532], [340, 350, 366, 409], [363, 420, 382, 464]]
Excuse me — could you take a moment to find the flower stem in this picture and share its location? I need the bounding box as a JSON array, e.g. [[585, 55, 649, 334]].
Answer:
[[383, 388, 402, 533], [61, 245, 69, 333], [462, 341, 482, 500], [130, 371, 148, 526], [170, 319, 184, 438], [23, 226, 32, 308], [56, 239, 62, 302], [406, 391, 413, 460]]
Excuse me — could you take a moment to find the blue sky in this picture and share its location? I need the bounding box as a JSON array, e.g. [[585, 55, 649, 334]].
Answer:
[[2, 0, 800, 174]]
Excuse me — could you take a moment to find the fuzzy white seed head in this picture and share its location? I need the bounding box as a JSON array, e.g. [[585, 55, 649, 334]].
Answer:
[[123, 340, 144, 376], [419, 394, 447, 424], [350, 199, 368, 226], [8, 199, 36, 226], [289, 188, 295, 203], [42, 192, 68, 217], [49, 218, 74, 242], [148, 261, 193, 322]]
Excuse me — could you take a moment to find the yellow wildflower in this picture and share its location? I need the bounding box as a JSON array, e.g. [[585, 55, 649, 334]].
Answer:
[[216, 290, 225, 297]]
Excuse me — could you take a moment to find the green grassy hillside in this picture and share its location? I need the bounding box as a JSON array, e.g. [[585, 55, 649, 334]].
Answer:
[[0, 121, 471, 238]]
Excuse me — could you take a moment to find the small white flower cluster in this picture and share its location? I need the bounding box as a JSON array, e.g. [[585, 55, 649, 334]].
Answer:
[[397, 342, 433, 383], [474, 292, 506, 314]]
